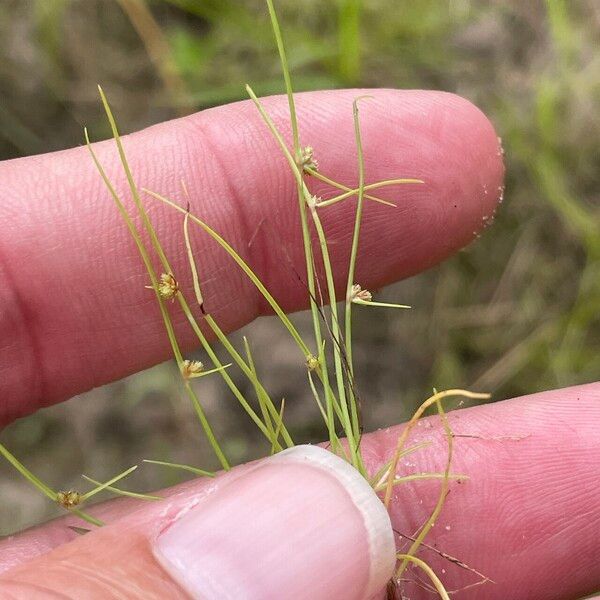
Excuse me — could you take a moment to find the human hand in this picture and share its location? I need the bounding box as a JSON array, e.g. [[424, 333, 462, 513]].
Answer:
[[0, 89, 597, 599]]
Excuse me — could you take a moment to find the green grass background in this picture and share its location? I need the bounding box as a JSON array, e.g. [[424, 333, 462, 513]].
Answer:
[[1, 0, 599, 536]]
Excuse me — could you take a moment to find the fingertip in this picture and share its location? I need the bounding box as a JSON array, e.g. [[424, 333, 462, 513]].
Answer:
[[292, 88, 506, 285], [423, 90, 505, 243]]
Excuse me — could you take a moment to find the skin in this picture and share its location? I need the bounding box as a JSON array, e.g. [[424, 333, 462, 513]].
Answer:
[[0, 89, 598, 599]]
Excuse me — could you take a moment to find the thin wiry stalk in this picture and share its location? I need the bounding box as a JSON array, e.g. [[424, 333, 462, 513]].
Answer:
[[0, 442, 103, 527], [0, 442, 55, 500], [183, 211, 204, 307], [96, 92, 292, 456], [146, 188, 309, 356], [243, 337, 276, 441], [305, 168, 422, 207], [270, 399, 286, 455], [265, 0, 299, 156], [353, 299, 411, 310], [80, 465, 138, 501], [316, 341, 339, 453], [316, 176, 423, 207], [84, 127, 182, 364], [396, 399, 454, 579], [183, 378, 231, 467], [205, 313, 293, 448], [372, 472, 466, 493], [179, 202, 293, 448], [307, 369, 328, 423], [382, 389, 489, 507], [143, 460, 214, 477], [85, 123, 230, 471], [244, 83, 358, 462], [304, 191, 365, 473], [316, 340, 344, 449], [81, 475, 161, 501], [70, 510, 104, 528], [259, 2, 338, 450], [369, 441, 432, 488], [243, 84, 327, 376], [395, 554, 451, 600], [343, 97, 369, 441]]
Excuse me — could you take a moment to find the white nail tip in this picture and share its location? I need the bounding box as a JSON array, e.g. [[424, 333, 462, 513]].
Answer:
[[154, 445, 396, 599], [272, 445, 396, 597]]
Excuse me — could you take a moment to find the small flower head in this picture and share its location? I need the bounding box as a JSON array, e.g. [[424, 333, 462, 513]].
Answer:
[[300, 146, 318, 172], [156, 273, 179, 300], [306, 354, 320, 371], [57, 490, 82, 509], [181, 359, 204, 379], [350, 283, 372, 303]]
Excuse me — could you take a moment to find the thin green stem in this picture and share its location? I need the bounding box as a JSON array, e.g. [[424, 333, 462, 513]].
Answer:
[[305, 168, 422, 207], [184, 211, 204, 307], [245, 82, 336, 449], [178, 204, 290, 448], [143, 459, 215, 478], [395, 554, 450, 600], [369, 441, 432, 488], [85, 124, 230, 471], [373, 472, 466, 493], [265, 0, 299, 156], [186, 364, 233, 379], [183, 379, 230, 468], [81, 475, 161, 501], [396, 399, 454, 579], [382, 389, 489, 507], [317, 341, 340, 450], [243, 86, 335, 394], [352, 299, 411, 310], [98, 87, 171, 270], [205, 313, 293, 448], [307, 198, 363, 473], [243, 336, 276, 440], [70, 510, 104, 528], [344, 98, 369, 443], [80, 465, 138, 501], [0, 442, 56, 500], [307, 370, 328, 423], [85, 129, 182, 364], [270, 399, 286, 455], [315, 177, 421, 208], [0, 442, 103, 526], [148, 188, 309, 354]]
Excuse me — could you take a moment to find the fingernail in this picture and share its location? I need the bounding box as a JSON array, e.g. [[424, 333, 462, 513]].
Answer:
[[153, 445, 396, 600]]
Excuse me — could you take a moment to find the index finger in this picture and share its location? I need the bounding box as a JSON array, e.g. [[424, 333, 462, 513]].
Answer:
[[0, 89, 503, 424], [1, 384, 599, 599]]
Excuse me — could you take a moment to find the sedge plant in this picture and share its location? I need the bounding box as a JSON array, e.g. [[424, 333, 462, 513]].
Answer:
[[0, 0, 493, 596]]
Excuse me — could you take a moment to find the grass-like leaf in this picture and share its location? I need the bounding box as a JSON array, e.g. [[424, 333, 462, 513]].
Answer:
[[143, 459, 215, 478]]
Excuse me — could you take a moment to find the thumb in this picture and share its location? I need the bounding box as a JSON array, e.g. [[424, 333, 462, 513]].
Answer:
[[0, 446, 396, 600]]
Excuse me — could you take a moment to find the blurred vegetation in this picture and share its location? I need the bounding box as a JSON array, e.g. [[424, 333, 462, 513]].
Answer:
[[1, 0, 599, 533]]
